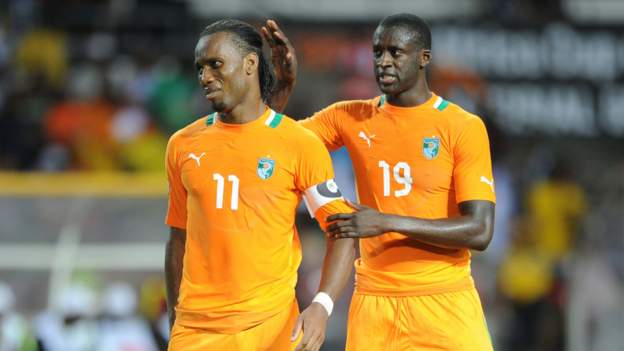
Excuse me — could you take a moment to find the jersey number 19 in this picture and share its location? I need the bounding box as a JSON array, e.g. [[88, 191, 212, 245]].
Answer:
[[378, 160, 412, 197]]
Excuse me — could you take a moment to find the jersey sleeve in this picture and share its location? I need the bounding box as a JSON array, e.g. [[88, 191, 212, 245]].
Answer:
[[295, 129, 337, 192], [453, 116, 497, 204], [165, 134, 188, 229], [294, 128, 355, 229], [314, 199, 354, 231], [298, 103, 344, 151]]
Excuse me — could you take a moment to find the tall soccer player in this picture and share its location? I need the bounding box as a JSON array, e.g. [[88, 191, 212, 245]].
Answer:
[[165, 19, 356, 351], [264, 14, 496, 351]]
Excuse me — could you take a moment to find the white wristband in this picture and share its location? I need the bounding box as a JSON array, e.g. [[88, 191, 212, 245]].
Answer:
[[312, 292, 334, 316]]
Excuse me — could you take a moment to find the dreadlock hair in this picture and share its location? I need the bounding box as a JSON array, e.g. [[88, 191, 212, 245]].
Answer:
[[200, 19, 275, 104], [378, 13, 432, 50]]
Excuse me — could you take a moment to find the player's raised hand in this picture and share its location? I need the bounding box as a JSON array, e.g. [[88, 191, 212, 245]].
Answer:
[[261, 19, 298, 87], [327, 201, 389, 238], [291, 303, 328, 351]]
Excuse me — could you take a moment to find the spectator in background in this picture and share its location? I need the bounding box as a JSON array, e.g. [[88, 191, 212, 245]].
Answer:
[[147, 57, 196, 133], [499, 156, 587, 351], [105, 55, 166, 172], [0, 28, 67, 170], [97, 282, 159, 351], [0, 282, 36, 351], [483, 119, 515, 265], [138, 277, 169, 349], [498, 217, 555, 351], [43, 63, 118, 171], [34, 282, 99, 351], [528, 156, 586, 263], [568, 243, 624, 351], [15, 29, 67, 90], [0, 73, 57, 170]]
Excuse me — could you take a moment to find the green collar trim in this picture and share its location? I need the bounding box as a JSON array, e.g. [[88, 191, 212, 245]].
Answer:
[[206, 112, 217, 126]]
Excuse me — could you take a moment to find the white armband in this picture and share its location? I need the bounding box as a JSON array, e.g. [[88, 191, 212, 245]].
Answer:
[[302, 179, 343, 218], [312, 292, 334, 316]]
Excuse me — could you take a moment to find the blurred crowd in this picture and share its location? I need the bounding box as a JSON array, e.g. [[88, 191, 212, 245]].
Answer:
[[0, 277, 170, 351], [0, 28, 203, 172]]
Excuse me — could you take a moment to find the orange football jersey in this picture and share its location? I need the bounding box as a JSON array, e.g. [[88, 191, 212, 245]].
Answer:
[[166, 108, 351, 333], [300, 93, 496, 296]]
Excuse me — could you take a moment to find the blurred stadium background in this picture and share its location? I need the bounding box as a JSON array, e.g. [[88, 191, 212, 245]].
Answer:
[[0, 0, 623, 350]]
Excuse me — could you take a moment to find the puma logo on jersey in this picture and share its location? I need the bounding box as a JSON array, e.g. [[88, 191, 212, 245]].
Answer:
[[480, 176, 494, 192], [358, 131, 375, 148], [189, 152, 206, 167]]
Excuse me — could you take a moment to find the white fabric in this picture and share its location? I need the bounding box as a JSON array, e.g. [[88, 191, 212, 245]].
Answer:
[[312, 292, 334, 316], [302, 179, 343, 217]]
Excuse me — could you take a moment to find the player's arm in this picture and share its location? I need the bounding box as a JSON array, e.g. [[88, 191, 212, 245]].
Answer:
[[261, 19, 297, 112], [293, 183, 356, 351], [165, 227, 186, 329], [291, 131, 355, 351], [328, 116, 496, 251], [327, 200, 494, 250], [163, 133, 188, 330], [306, 185, 357, 301], [263, 19, 351, 156]]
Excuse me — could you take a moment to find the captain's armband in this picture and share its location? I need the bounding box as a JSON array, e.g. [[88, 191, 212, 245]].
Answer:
[[302, 179, 344, 217]]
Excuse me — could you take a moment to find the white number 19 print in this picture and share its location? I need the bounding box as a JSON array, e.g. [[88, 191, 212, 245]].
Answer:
[[378, 160, 412, 197]]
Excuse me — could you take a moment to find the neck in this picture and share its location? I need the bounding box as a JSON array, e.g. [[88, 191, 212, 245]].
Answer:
[[219, 91, 266, 124], [386, 73, 431, 107]]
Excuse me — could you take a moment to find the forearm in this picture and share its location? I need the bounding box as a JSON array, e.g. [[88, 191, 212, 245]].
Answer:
[[270, 81, 294, 113], [165, 228, 186, 328], [382, 214, 488, 250], [316, 237, 356, 300]]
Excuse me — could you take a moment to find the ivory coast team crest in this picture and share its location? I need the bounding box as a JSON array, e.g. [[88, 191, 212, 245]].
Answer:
[[423, 137, 440, 160], [257, 158, 275, 180]]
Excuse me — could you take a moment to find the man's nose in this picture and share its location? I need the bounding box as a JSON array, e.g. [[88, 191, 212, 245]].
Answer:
[[377, 51, 393, 68], [200, 68, 214, 84]]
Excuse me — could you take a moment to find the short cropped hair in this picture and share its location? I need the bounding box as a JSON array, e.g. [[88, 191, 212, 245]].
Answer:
[[378, 14, 432, 50]]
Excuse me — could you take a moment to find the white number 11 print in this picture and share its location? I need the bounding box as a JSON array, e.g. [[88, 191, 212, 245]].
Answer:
[[212, 173, 240, 210]]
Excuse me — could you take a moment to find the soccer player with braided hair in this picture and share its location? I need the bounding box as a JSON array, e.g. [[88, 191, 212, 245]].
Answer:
[[165, 19, 356, 351]]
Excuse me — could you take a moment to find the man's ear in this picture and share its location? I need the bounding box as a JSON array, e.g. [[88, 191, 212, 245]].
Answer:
[[420, 49, 431, 69], [244, 52, 259, 75]]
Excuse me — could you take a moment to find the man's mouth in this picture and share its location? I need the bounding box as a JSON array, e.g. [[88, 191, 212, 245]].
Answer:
[[377, 74, 397, 85], [204, 88, 221, 99]]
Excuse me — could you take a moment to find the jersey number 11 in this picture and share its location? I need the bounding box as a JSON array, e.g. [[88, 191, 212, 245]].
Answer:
[[213, 173, 239, 210]]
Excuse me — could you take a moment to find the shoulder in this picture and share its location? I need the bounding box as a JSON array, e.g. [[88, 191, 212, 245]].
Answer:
[[279, 115, 328, 151], [437, 98, 486, 131], [167, 115, 211, 146], [318, 97, 381, 120], [280, 115, 324, 142]]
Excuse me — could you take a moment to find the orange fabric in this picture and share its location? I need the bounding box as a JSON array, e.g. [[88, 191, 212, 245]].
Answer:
[[314, 198, 353, 230], [300, 93, 496, 296], [165, 108, 351, 333], [345, 289, 493, 351], [169, 298, 301, 351]]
